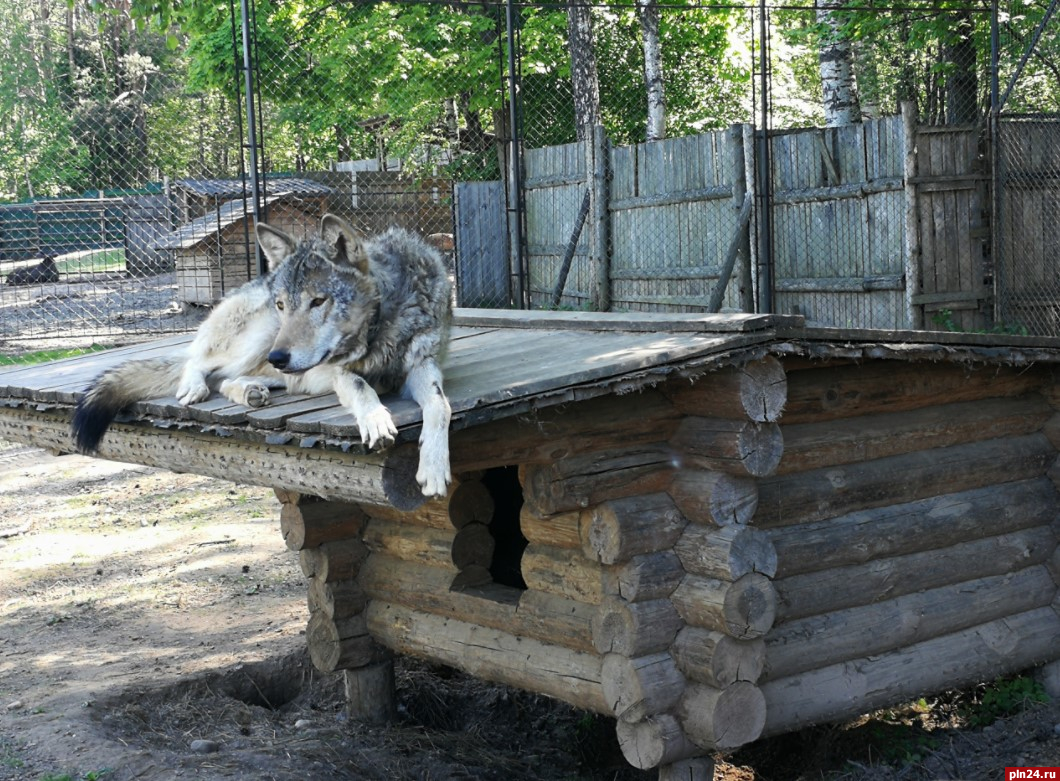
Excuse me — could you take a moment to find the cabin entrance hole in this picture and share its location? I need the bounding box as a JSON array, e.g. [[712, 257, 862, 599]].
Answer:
[[481, 466, 528, 590]]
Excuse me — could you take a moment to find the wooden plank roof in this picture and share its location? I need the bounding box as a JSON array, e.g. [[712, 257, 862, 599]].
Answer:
[[3, 309, 1060, 455], [172, 177, 335, 199]]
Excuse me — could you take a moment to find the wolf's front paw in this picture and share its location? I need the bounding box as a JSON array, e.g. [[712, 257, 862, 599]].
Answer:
[[358, 407, 397, 450], [416, 461, 451, 498], [177, 380, 210, 406], [416, 437, 451, 498]]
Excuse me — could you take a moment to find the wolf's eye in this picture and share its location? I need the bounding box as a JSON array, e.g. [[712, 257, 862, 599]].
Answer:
[[276, 300, 284, 311], [309, 297, 327, 308]]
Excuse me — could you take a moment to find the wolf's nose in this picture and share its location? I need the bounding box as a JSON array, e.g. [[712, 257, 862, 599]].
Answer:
[[268, 350, 290, 370]]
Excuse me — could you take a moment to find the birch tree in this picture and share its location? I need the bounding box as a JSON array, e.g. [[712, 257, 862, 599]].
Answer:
[[816, 0, 861, 125], [637, 0, 665, 141]]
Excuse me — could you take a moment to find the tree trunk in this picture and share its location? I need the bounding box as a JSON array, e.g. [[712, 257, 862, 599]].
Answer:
[[637, 0, 665, 141], [567, 0, 601, 140], [944, 9, 978, 124], [816, 0, 861, 126]]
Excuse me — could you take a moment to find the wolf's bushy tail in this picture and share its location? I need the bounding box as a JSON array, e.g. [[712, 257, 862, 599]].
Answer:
[[72, 357, 185, 453]]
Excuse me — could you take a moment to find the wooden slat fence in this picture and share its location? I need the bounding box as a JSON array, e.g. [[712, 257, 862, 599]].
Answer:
[[0, 199, 125, 266], [453, 181, 509, 307], [770, 116, 909, 330], [523, 140, 600, 309], [481, 110, 998, 331], [609, 129, 751, 313]]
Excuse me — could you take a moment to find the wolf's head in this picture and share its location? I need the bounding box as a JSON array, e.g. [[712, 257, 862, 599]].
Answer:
[[255, 214, 380, 374]]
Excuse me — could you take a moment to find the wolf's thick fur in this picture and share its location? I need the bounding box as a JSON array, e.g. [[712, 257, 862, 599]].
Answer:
[[72, 214, 453, 498]]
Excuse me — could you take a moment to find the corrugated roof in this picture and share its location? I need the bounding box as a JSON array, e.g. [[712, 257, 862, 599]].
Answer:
[[155, 194, 305, 250], [173, 177, 335, 198]]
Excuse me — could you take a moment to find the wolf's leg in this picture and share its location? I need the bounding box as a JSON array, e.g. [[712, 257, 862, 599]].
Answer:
[[176, 283, 276, 406], [403, 359, 452, 498], [176, 363, 211, 406], [333, 372, 397, 451], [219, 375, 286, 408]]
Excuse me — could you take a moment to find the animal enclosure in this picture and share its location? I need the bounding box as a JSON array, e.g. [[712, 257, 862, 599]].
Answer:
[[507, 107, 1014, 334], [0, 311, 1057, 778]]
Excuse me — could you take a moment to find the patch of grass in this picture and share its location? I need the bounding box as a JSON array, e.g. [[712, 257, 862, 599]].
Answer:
[[0, 738, 24, 770], [960, 675, 1049, 728], [55, 249, 125, 276], [0, 345, 110, 367]]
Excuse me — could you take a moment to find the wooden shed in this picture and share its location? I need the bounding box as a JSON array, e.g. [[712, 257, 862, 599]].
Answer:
[[160, 181, 334, 304], [0, 310, 1058, 778]]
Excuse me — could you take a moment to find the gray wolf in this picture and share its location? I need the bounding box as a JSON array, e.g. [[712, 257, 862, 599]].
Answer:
[[6, 255, 58, 286], [72, 214, 453, 498]]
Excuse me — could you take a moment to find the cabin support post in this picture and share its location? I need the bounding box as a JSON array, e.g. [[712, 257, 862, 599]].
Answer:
[[276, 489, 396, 721], [344, 661, 397, 724], [658, 757, 716, 781]]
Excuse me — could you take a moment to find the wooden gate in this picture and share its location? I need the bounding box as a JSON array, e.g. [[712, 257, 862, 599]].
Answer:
[[908, 122, 991, 332]]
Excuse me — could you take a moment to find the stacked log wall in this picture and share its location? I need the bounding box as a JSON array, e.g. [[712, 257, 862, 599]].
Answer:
[[280, 353, 1060, 771], [358, 392, 690, 720], [610, 356, 787, 770], [757, 358, 1060, 736]]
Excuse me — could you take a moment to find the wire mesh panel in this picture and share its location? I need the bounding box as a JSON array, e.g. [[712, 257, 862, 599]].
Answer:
[[995, 115, 1060, 336], [992, 0, 1060, 337], [3, 0, 1060, 356]]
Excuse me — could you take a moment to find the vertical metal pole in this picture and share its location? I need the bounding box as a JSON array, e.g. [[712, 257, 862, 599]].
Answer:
[[239, 0, 265, 277], [756, 0, 773, 313], [990, 0, 1002, 328], [505, 0, 527, 308]]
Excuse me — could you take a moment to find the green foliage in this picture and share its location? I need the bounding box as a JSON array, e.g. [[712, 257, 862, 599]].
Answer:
[[931, 308, 1030, 336], [862, 721, 939, 765], [961, 675, 1049, 728]]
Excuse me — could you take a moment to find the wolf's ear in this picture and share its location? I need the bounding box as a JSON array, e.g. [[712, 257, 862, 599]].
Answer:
[[256, 223, 297, 268], [321, 214, 369, 276]]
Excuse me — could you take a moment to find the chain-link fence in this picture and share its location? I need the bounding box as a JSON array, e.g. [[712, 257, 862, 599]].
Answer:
[[992, 0, 1060, 337], [2, 0, 1059, 359]]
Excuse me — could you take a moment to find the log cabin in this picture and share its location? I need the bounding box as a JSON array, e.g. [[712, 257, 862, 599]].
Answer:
[[1, 309, 1058, 779]]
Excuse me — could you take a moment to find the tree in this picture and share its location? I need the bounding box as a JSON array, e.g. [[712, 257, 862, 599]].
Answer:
[[815, 0, 861, 125], [566, 0, 601, 139], [637, 0, 665, 141], [942, 8, 978, 123]]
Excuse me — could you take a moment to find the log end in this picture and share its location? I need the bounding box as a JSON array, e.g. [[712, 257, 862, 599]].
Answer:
[[381, 445, 430, 511]]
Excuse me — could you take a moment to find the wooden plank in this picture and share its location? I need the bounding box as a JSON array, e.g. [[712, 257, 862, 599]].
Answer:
[[245, 393, 340, 429], [0, 336, 191, 400], [452, 309, 801, 333], [453, 181, 508, 307]]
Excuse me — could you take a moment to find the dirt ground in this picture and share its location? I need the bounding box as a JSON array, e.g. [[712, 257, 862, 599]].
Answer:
[[0, 445, 1058, 781]]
